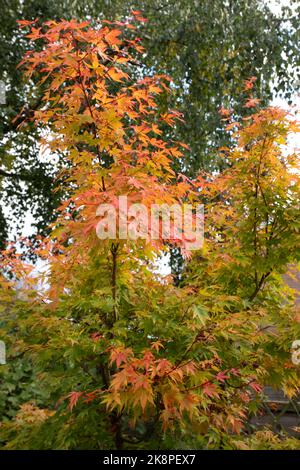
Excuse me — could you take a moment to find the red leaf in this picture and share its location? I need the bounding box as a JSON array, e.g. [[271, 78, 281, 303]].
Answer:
[[244, 98, 260, 108], [216, 371, 229, 383], [202, 382, 220, 398], [110, 347, 132, 368], [243, 76, 257, 91], [91, 332, 103, 342], [249, 381, 262, 393], [219, 106, 232, 118], [17, 19, 37, 28], [151, 340, 164, 352], [68, 391, 83, 411], [156, 358, 171, 375]]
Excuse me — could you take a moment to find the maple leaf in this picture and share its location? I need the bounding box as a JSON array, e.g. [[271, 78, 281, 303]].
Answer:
[[143, 350, 155, 370], [151, 340, 164, 352], [104, 29, 122, 46], [249, 381, 262, 393], [244, 98, 260, 108], [83, 390, 102, 403], [227, 416, 244, 434], [225, 122, 240, 131], [133, 374, 151, 391], [216, 371, 229, 383], [133, 386, 154, 411], [169, 368, 184, 383], [240, 391, 250, 403], [131, 10, 148, 23], [17, 19, 37, 27], [219, 106, 232, 118], [243, 76, 257, 91], [107, 68, 128, 82], [67, 391, 83, 411], [156, 358, 172, 376], [179, 392, 199, 417], [110, 347, 133, 368], [180, 361, 197, 376], [202, 382, 220, 398], [178, 142, 190, 150], [111, 368, 130, 391], [90, 332, 103, 342]]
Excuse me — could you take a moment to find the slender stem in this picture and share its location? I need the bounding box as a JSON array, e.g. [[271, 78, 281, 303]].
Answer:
[[111, 243, 119, 324]]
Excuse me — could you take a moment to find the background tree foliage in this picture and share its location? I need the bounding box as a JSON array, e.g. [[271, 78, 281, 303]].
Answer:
[[0, 19, 300, 450], [0, 0, 299, 248]]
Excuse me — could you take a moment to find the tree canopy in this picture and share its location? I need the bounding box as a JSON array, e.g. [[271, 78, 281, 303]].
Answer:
[[0, 0, 299, 247], [0, 18, 300, 450]]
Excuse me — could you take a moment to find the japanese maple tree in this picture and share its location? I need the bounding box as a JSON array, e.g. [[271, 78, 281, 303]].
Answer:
[[1, 18, 300, 450]]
